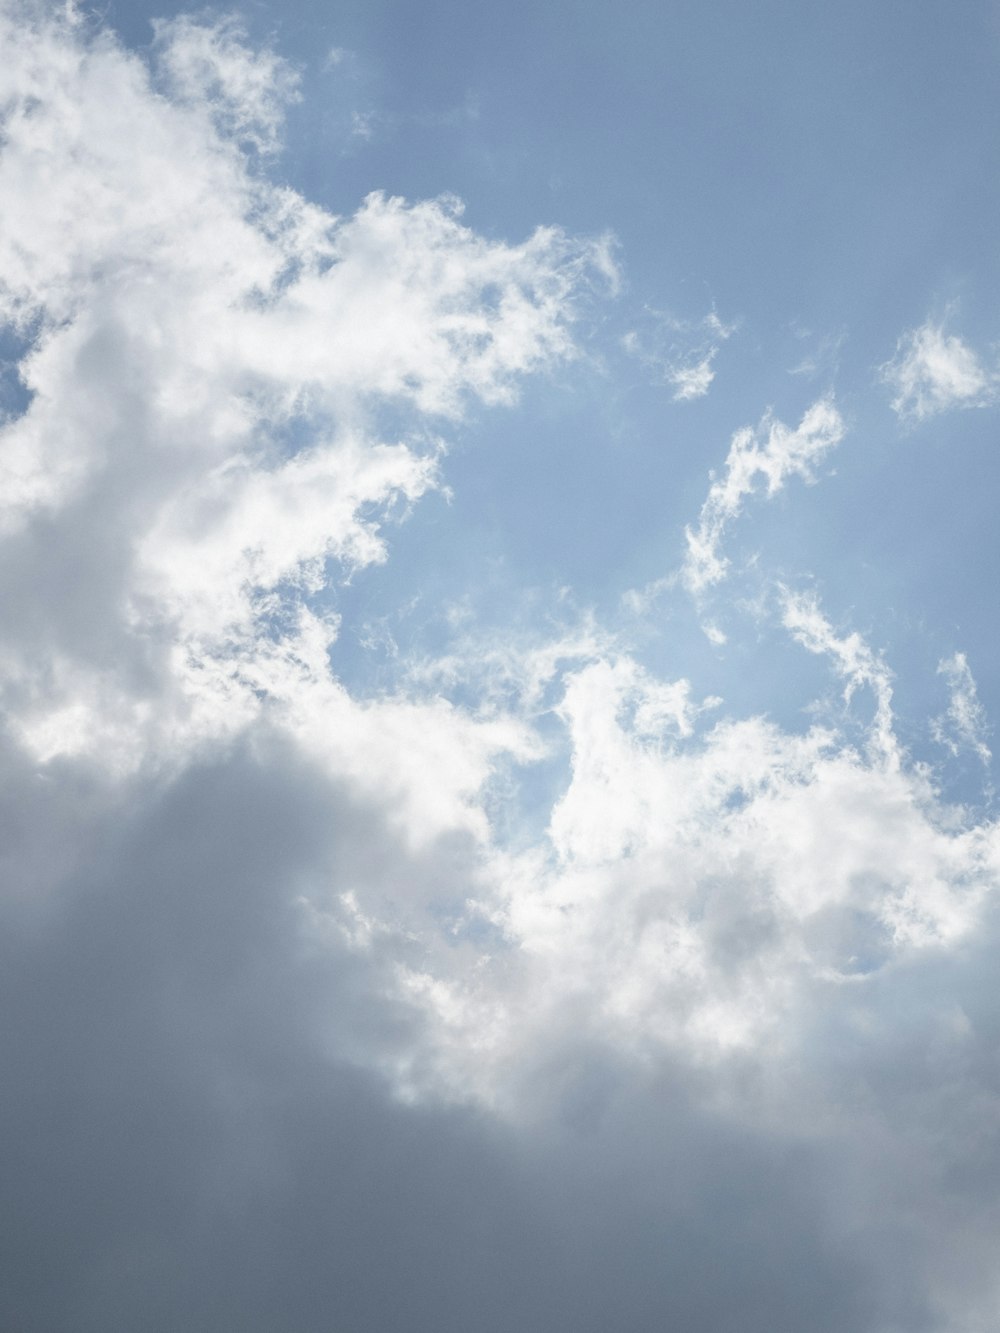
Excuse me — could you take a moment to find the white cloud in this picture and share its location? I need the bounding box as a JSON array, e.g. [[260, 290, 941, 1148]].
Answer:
[[363, 591, 995, 1112], [0, 3, 614, 796], [682, 397, 845, 593], [881, 319, 996, 421], [669, 351, 717, 400], [780, 587, 896, 764], [391, 638, 1000, 1118], [933, 651, 992, 767], [151, 12, 301, 153], [622, 307, 735, 401]]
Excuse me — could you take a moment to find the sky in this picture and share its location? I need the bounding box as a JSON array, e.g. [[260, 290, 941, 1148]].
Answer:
[[2, 1, 1000, 1329]]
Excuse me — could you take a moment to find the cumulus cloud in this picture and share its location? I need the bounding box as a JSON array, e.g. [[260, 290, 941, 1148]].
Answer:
[[881, 319, 997, 421], [682, 397, 845, 593], [5, 6, 1000, 1331], [449, 635, 991, 1092]]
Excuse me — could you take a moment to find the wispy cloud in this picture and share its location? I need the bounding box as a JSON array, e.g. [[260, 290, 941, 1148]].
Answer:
[[933, 651, 992, 767], [682, 398, 845, 593], [780, 587, 896, 764], [787, 324, 846, 380], [881, 319, 996, 421], [623, 307, 735, 401]]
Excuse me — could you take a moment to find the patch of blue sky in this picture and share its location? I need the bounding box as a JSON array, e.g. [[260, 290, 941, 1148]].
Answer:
[[0, 325, 33, 421]]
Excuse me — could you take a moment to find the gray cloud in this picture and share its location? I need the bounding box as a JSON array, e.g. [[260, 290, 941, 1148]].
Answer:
[[0, 728, 991, 1331], [0, 761, 915, 1330]]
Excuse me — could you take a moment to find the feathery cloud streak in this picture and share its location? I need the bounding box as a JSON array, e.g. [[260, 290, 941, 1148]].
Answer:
[[682, 398, 844, 593]]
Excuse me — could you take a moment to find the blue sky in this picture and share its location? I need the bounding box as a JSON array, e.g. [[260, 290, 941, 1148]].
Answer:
[[3, 2, 1000, 1329]]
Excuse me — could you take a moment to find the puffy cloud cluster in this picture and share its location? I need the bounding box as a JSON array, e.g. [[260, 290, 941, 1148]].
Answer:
[[412, 635, 997, 1095], [4, 6, 1000, 1331]]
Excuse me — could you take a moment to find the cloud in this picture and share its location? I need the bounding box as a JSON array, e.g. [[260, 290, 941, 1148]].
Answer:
[[933, 651, 992, 768], [4, 6, 1000, 1330], [682, 397, 845, 593], [4, 715, 1000, 1331], [471, 645, 990, 1077], [622, 307, 735, 401], [881, 319, 996, 421], [151, 12, 301, 153], [668, 351, 717, 400], [0, 2, 614, 795], [780, 587, 896, 763]]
